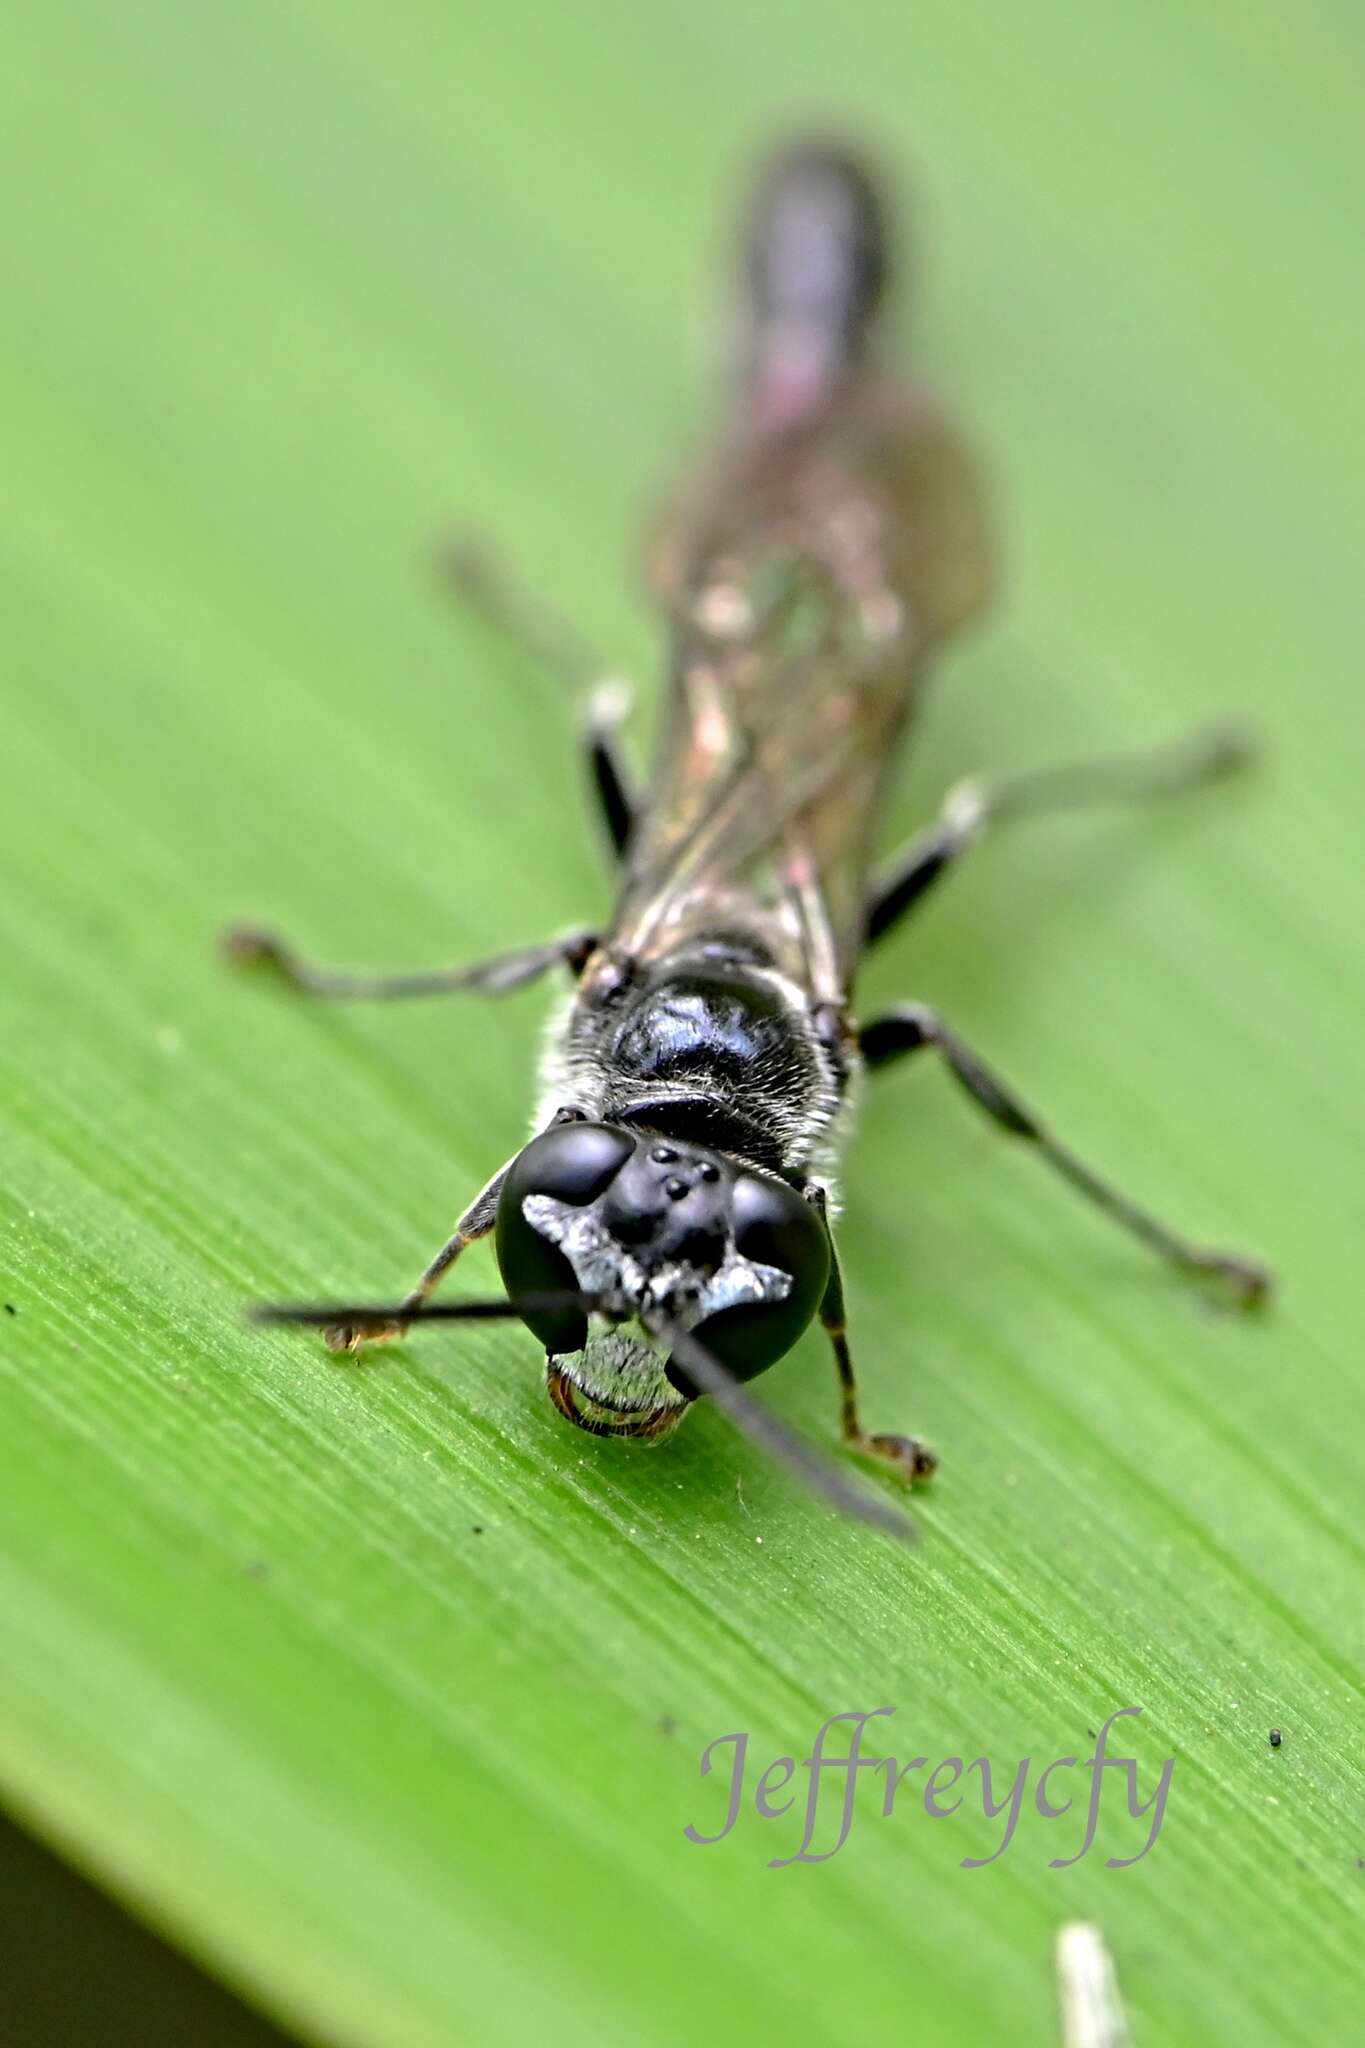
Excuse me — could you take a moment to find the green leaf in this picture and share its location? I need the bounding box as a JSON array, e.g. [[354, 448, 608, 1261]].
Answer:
[[1, 4, 1361, 2044]]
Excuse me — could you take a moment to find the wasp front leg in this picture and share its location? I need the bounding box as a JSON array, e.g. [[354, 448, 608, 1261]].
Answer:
[[805, 1185, 939, 1486], [317, 1165, 511, 1353]]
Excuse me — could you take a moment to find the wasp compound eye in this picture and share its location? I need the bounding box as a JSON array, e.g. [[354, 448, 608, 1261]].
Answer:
[[495, 1123, 635, 1352], [668, 1172, 830, 1393]]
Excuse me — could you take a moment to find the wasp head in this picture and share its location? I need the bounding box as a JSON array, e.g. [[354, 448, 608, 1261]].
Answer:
[[493, 1119, 830, 1439]]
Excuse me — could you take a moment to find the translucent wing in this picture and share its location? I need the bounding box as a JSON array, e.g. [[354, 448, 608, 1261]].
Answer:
[[610, 606, 902, 996], [613, 380, 993, 996]]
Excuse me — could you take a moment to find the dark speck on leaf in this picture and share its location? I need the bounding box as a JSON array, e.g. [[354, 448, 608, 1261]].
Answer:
[[3, 1304, 15, 1316], [471, 1525, 484, 1536], [658, 1714, 677, 1738], [1269, 1728, 1282, 1748]]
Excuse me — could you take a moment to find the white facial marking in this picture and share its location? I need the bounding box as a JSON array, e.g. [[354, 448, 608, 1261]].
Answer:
[[522, 1192, 792, 1414]]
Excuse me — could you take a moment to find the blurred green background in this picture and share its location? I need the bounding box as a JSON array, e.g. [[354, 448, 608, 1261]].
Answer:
[[1, 3, 1362, 2044]]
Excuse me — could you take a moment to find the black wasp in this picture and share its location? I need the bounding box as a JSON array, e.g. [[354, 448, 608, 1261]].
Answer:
[[233, 140, 1269, 1540]]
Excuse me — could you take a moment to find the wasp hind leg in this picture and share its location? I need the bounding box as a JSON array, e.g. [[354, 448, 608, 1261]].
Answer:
[[440, 535, 638, 859], [806, 1186, 938, 1485], [865, 723, 1252, 946]]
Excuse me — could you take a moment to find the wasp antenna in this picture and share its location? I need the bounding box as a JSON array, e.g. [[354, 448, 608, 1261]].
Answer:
[[663, 1324, 917, 1546], [249, 1290, 598, 1329]]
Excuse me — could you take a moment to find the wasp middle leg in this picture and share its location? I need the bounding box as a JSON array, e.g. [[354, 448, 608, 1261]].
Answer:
[[222, 925, 597, 1000], [859, 1003, 1271, 1307]]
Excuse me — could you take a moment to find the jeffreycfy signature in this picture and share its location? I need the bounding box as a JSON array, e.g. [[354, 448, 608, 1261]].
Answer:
[[685, 1706, 1175, 1869]]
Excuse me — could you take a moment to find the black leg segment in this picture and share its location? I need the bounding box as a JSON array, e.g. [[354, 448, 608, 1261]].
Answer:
[[866, 723, 1252, 947], [440, 534, 639, 859], [860, 1002, 1270, 1307], [222, 925, 598, 1001]]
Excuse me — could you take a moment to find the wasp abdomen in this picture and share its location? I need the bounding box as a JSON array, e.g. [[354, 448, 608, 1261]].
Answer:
[[738, 138, 892, 430]]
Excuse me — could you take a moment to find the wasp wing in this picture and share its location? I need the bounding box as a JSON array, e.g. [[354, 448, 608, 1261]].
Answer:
[[609, 619, 904, 997], [615, 383, 991, 997]]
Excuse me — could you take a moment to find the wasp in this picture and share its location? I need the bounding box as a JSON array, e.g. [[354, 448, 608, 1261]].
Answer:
[[232, 140, 1269, 1539]]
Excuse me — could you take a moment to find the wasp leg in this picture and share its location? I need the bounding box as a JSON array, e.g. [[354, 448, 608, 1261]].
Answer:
[[266, 1106, 593, 1354], [221, 924, 597, 1000], [805, 1184, 938, 1484], [582, 681, 636, 860], [859, 1004, 1271, 1307], [321, 1165, 510, 1354], [440, 534, 638, 858], [866, 723, 1252, 945]]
